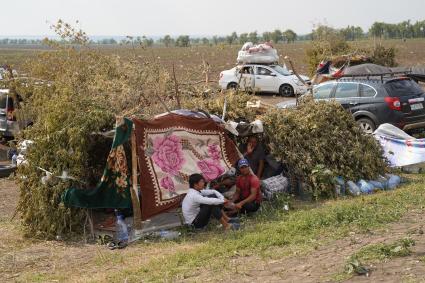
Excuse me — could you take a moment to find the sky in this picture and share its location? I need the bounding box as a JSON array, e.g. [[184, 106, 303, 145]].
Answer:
[[0, 0, 424, 37]]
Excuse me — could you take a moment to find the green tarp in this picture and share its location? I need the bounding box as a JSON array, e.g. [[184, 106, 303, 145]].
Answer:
[[62, 118, 133, 209]]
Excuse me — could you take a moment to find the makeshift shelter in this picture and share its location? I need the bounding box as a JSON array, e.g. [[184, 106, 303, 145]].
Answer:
[[62, 111, 241, 233]]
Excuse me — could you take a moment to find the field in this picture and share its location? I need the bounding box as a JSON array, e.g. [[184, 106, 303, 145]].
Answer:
[[3, 39, 425, 81], [2, 39, 425, 282]]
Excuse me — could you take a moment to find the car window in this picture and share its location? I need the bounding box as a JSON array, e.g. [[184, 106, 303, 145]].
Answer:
[[239, 66, 253, 74], [360, 84, 377, 97], [384, 79, 423, 97], [313, 83, 334, 99], [270, 65, 291, 76], [334, 83, 359, 98], [0, 94, 13, 109], [256, 67, 273, 76]]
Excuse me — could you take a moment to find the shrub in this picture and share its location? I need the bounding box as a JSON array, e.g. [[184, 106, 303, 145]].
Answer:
[[369, 44, 398, 67], [262, 98, 388, 198]]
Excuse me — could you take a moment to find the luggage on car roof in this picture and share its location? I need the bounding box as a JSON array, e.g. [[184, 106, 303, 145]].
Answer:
[[237, 42, 279, 64]]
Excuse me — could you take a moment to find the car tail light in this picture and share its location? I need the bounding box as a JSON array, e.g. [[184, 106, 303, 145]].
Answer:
[[384, 97, 401, 111], [6, 104, 14, 121], [219, 72, 223, 80]]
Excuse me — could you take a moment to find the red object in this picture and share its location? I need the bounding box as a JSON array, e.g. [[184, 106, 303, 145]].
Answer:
[[236, 174, 262, 204], [6, 102, 14, 121], [384, 97, 401, 111]]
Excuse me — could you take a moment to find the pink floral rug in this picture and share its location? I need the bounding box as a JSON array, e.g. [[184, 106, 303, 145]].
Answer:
[[133, 114, 240, 220]]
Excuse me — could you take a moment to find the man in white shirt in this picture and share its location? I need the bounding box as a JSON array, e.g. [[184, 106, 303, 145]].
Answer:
[[182, 173, 236, 230]]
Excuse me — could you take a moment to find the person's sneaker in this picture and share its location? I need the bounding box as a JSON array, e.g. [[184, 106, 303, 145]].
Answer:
[[228, 217, 240, 224]]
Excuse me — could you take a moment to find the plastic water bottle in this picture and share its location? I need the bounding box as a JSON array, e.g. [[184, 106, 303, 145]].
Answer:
[[11, 153, 17, 166], [335, 177, 346, 196], [115, 213, 129, 242], [347, 181, 361, 196], [158, 230, 180, 240], [369, 180, 384, 190], [386, 174, 401, 190], [357, 180, 374, 194]]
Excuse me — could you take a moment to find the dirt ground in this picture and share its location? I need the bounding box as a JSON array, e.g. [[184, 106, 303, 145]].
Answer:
[[191, 210, 425, 283], [2, 179, 425, 282]]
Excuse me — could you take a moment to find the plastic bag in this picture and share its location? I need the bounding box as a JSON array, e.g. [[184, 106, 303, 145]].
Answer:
[[357, 180, 374, 194]]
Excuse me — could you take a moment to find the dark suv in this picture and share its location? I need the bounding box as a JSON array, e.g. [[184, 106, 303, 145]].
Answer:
[[278, 77, 425, 134]]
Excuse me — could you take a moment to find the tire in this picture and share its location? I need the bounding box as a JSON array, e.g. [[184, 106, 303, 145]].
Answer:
[[356, 118, 376, 134], [279, 84, 294, 97], [227, 82, 238, 90]]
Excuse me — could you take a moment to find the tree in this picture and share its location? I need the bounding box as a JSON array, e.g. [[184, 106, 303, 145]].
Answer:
[[161, 35, 173, 47], [142, 36, 154, 47], [212, 35, 219, 45], [201, 37, 210, 45], [191, 38, 200, 45], [271, 29, 283, 44], [369, 22, 385, 38], [239, 33, 248, 44], [283, 29, 297, 43], [262, 32, 272, 42], [339, 26, 363, 41], [354, 26, 364, 40], [175, 35, 190, 47], [248, 31, 258, 44], [226, 32, 238, 45]]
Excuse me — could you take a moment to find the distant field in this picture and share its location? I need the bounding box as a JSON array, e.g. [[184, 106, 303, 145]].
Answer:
[[1, 39, 425, 82]]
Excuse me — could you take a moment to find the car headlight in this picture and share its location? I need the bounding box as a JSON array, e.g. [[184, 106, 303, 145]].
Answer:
[[293, 79, 304, 86]]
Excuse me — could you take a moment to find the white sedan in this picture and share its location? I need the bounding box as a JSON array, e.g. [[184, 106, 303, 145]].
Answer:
[[219, 64, 310, 97]]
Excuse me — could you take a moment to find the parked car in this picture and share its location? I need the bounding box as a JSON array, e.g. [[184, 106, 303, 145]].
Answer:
[[277, 77, 425, 134], [219, 64, 310, 97], [0, 89, 31, 138]]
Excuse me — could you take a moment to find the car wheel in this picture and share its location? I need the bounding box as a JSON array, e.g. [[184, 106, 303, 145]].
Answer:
[[356, 118, 375, 134], [279, 84, 294, 97], [227, 82, 238, 90]]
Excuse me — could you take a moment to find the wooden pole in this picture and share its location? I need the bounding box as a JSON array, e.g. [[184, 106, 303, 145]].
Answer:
[[284, 56, 308, 106], [130, 129, 143, 230]]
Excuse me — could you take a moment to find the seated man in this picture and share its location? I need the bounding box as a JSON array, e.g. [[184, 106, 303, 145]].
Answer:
[[182, 173, 237, 230], [239, 135, 266, 179], [232, 159, 262, 214]]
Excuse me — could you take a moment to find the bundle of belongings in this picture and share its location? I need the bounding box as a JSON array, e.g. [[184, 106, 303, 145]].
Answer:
[[311, 60, 348, 84], [312, 59, 425, 85], [261, 174, 289, 200], [343, 63, 425, 83], [237, 42, 279, 64]]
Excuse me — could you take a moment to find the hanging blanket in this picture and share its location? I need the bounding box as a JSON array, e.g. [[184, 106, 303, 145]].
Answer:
[[62, 118, 133, 209], [133, 114, 240, 220]]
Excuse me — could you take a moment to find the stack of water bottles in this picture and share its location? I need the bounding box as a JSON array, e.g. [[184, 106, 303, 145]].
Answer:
[[115, 210, 129, 243], [335, 174, 401, 196]]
